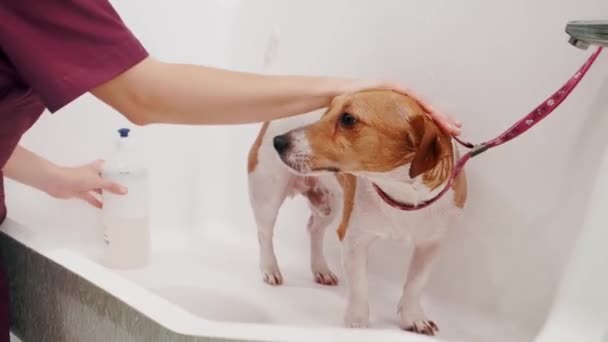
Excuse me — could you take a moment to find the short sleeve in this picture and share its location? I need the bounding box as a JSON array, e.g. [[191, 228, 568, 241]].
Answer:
[[0, 0, 149, 112]]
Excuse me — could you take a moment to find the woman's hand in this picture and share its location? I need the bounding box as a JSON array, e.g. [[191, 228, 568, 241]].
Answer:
[[47, 160, 127, 209], [385, 83, 462, 136], [4, 146, 126, 209]]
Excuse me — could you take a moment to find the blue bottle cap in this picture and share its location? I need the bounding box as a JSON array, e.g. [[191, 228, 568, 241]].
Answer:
[[118, 128, 130, 138]]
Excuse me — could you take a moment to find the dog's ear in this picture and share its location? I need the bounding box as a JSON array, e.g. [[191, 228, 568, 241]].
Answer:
[[409, 116, 445, 178]]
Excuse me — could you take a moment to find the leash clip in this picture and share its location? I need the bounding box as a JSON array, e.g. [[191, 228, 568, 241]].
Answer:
[[470, 143, 489, 157]]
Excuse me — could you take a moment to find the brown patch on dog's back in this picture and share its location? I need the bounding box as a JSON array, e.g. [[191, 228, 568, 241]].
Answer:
[[336, 173, 356, 241], [247, 122, 269, 173]]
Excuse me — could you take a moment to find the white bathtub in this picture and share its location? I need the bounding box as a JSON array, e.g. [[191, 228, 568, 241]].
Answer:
[[4, 0, 608, 341]]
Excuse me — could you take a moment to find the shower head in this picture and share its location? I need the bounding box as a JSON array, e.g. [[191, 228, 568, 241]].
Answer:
[[566, 20, 608, 50]]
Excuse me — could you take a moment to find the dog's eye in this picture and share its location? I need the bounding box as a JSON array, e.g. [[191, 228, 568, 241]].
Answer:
[[339, 113, 357, 128]]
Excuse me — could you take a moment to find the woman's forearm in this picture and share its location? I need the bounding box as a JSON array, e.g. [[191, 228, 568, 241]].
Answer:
[[3, 146, 58, 194], [142, 62, 349, 125], [92, 57, 357, 125]]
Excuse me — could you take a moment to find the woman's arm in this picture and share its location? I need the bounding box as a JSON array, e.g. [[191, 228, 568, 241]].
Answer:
[[3, 146, 125, 208], [4, 146, 60, 195], [91, 57, 377, 125], [91, 57, 462, 134]]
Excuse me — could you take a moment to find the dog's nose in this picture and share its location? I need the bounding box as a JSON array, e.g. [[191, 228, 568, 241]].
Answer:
[[273, 135, 290, 154]]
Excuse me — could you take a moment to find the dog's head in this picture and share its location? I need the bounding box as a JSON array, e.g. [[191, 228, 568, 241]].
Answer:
[[273, 90, 452, 179]]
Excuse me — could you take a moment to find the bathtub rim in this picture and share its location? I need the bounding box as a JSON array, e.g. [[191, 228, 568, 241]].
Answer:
[[0, 218, 439, 342]]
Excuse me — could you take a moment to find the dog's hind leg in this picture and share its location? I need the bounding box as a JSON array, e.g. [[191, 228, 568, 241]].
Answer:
[[248, 170, 290, 286], [248, 139, 293, 286]]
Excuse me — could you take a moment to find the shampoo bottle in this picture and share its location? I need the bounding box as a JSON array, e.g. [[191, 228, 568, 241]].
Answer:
[[101, 128, 150, 269]]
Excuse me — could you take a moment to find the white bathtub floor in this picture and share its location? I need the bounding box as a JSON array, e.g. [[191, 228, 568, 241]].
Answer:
[[101, 222, 530, 342]]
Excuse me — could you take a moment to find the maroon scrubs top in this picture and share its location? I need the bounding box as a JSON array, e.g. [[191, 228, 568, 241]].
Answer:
[[0, 1, 149, 340]]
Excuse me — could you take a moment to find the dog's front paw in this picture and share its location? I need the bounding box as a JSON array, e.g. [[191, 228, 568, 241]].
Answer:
[[398, 308, 437, 335], [344, 304, 369, 328], [401, 319, 438, 336], [260, 265, 283, 286], [312, 266, 339, 286], [398, 303, 438, 335]]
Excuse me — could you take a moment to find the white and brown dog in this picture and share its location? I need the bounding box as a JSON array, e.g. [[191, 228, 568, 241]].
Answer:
[[247, 89, 467, 335]]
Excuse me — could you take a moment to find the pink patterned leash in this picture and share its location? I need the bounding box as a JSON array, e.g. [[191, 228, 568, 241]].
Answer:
[[374, 47, 603, 211]]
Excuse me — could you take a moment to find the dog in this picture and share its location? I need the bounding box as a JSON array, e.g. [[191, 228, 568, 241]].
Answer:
[[247, 89, 467, 335]]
